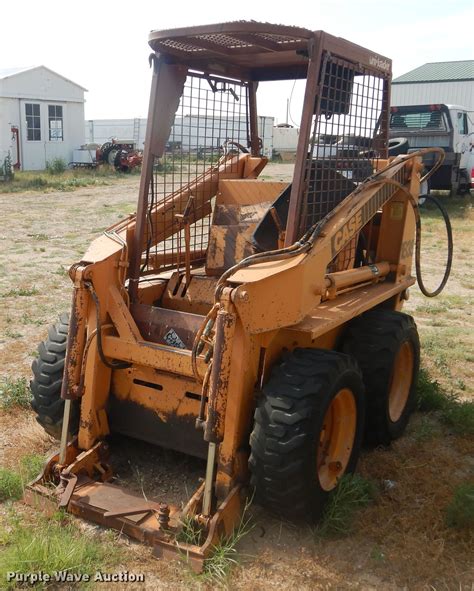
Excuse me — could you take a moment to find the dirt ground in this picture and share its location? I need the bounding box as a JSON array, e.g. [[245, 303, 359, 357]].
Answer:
[[0, 165, 473, 590]]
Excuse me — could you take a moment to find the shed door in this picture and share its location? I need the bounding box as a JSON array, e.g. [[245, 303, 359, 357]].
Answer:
[[20, 100, 46, 170]]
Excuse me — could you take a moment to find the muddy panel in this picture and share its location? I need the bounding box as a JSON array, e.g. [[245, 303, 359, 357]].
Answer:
[[107, 395, 208, 459]]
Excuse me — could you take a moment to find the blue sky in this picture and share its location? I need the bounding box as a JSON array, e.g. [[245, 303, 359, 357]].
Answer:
[[1, 0, 472, 122]]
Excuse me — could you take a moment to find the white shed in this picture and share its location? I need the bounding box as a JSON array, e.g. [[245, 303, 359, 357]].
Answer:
[[392, 61, 474, 111], [0, 66, 86, 170], [85, 115, 275, 159]]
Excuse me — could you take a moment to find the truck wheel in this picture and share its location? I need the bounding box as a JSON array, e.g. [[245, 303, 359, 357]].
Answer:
[[457, 170, 471, 195], [249, 349, 365, 521], [343, 310, 420, 445], [30, 313, 78, 439]]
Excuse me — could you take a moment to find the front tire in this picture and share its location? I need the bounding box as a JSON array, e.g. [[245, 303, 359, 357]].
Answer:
[[343, 309, 420, 445], [30, 313, 78, 439], [249, 349, 365, 521]]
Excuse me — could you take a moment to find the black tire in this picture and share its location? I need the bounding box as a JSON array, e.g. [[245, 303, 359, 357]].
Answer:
[[30, 313, 78, 439], [457, 169, 471, 195], [249, 349, 365, 521], [343, 309, 420, 445]]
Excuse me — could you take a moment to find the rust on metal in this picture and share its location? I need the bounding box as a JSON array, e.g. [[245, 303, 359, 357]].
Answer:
[[204, 295, 237, 443]]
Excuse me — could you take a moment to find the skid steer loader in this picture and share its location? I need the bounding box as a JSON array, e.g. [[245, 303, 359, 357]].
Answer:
[[27, 22, 451, 570]]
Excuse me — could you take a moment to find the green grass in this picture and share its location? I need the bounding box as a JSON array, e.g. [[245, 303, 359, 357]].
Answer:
[[0, 510, 122, 590], [202, 507, 254, 583], [413, 416, 442, 442], [180, 499, 254, 584], [1, 287, 39, 297], [178, 513, 204, 546], [0, 454, 44, 502], [0, 167, 123, 194], [416, 369, 474, 435], [445, 483, 474, 530], [315, 474, 377, 538], [0, 377, 30, 409]]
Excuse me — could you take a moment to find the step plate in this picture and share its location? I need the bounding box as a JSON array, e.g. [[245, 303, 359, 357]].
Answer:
[[68, 479, 179, 544]]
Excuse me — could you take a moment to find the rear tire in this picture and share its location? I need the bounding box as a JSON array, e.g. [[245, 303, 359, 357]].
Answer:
[[249, 349, 365, 521], [343, 309, 420, 445], [457, 169, 471, 195], [30, 313, 78, 439]]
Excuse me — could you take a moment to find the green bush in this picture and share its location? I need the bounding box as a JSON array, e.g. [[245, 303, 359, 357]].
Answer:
[[416, 369, 446, 411], [417, 369, 474, 435], [446, 483, 474, 530], [0, 377, 30, 409], [316, 474, 377, 537], [46, 158, 67, 175], [0, 454, 45, 501]]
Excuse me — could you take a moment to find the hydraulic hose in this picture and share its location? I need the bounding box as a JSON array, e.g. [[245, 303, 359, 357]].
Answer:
[[414, 194, 453, 297], [355, 178, 453, 298]]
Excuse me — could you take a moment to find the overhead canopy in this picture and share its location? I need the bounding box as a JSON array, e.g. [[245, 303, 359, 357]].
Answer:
[[148, 21, 314, 81]]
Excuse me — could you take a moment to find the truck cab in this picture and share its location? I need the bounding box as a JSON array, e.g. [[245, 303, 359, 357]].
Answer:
[[389, 104, 473, 194]]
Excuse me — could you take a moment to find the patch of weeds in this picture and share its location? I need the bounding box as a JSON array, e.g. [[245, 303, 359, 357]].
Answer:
[[46, 158, 67, 175], [442, 401, 474, 436], [54, 265, 68, 276], [416, 303, 448, 315], [413, 416, 442, 442], [370, 545, 386, 562], [2, 286, 39, 297], [4, 329, 22, 339], [416, 369, 448, 411], [0, 377, 30, 409], [433, 354, 451, 377], [0, 454, 44, 501], [0, 510, 121, 589], [417, 369, 474, 435], [178, 513, 204, 546], [315, 474, 377, 538], [181, 499, 254, 585], [202, 504, 254, 584], [445, 483, 474, 530], [0, 470, 22, 502], [153, 160, 177, 174], [20, 312, 43, 326]]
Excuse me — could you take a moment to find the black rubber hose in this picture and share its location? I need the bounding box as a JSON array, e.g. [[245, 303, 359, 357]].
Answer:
[[415, 194, 453, 298]]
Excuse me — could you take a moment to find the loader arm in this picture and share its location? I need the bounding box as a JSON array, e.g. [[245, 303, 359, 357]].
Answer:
[[229, 157, 420, 333]]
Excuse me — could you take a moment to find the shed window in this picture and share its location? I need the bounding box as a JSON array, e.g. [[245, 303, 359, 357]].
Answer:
[[25, 103, 41, 141], [48, 105, 63, 141]]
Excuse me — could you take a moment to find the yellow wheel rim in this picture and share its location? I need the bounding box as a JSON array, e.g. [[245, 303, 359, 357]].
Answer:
[[317, 388, 357, 491], [388, 341, 414, 422]]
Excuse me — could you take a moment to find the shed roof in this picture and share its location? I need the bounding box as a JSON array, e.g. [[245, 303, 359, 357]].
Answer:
[[393, 60, 474, 84], [0, 65, 87, 91]]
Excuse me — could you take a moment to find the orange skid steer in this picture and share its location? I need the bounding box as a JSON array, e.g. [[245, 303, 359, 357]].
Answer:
[[27, 22, 451, 570]]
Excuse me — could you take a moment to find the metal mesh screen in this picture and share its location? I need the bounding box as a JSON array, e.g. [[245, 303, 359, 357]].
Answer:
[[302, 54, 386, 237], [142, 73, 250, 273]]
